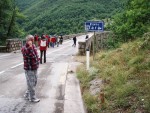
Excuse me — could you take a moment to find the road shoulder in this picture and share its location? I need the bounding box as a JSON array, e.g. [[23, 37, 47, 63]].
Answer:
[[64, 62, 86, 113]]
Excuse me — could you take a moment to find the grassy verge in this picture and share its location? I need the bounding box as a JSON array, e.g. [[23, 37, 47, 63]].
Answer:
[[76, 33, 150, 113]]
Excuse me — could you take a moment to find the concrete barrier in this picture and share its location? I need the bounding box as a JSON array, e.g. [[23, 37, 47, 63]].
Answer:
[[0, 39, 22, 53], [78, 31, 111, 55], [0, 46, 7, 53], [78, 34, 93, 55], [78, 42, 86, 55]]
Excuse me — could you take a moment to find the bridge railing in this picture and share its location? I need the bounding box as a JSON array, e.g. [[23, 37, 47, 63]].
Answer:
[[78, 34, 93, 55], [0, 39, 22, 53], [94, 31, 111, 50], [78, 31, 111, 55]]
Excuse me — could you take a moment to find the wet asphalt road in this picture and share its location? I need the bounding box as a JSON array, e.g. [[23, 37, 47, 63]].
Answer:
[[0, 34, 93, 113]]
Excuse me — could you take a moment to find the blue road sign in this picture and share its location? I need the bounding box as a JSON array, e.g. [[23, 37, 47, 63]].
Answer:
[[85, 21, 104, 32]]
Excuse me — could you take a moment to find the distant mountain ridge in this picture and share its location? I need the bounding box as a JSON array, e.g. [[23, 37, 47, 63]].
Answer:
[[16, 0, 124, 35]]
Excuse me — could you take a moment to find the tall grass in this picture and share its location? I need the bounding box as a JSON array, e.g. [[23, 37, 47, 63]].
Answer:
[[77, 33, 150, 113]]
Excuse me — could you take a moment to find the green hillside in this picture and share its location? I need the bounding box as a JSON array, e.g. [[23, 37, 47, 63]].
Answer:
[[16, 0, 124, 35]]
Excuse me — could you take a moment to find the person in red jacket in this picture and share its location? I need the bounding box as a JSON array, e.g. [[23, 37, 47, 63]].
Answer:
[[51, 36, 56, 48], [39, 35, 48, 64]]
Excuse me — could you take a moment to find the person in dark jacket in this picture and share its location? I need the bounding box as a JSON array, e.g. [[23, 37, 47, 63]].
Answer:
[[21, 35, 40, 103], [72, 36, 77, 47], [39, 35, 48, 64], [59, 35, 63, 44], [85, 35, 89, 39]]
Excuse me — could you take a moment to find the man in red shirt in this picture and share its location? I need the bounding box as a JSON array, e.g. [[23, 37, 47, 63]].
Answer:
[[51, 36, 56, 48], [21, 35, 40, 103]]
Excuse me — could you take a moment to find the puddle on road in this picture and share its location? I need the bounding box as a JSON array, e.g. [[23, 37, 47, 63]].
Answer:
[[54, 101, 64, 113], [54, 85, 65, 113], [56, 85, 65, 100]]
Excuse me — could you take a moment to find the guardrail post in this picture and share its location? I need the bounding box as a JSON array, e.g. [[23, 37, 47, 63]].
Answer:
[[93, 32, 96, 60], [86, 48, 90, 70]]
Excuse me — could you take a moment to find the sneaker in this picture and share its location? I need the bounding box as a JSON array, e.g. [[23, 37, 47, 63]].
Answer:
[[29, 98, 40, 103], [24, 94, 29, 100]]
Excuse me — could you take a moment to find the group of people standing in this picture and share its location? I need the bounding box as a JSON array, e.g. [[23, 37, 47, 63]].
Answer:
[[33, 34, 63, 64]]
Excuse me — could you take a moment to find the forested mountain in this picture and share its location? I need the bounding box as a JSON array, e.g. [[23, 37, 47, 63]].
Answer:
[[16, 0, 124, 35]]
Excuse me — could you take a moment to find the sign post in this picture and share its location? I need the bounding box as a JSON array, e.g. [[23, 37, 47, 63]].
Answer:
[[85, 21, 104, 60]]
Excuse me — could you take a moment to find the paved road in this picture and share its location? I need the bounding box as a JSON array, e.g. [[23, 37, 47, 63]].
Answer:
[[0, 34, 93, 113]]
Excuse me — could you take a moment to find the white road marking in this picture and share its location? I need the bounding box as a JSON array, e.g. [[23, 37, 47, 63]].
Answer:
[[0, 63, 23, 75], [0, 71, 5, 75], [10, 63, 23, 69]]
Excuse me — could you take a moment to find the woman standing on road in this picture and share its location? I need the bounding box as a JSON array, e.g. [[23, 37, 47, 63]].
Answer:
[[39, 35, 48, 64]]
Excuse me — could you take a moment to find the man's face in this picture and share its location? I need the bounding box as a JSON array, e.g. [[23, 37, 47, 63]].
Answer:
[[27, 40, 33, 47]]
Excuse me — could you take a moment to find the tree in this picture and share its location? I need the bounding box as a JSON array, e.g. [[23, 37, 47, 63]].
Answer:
[[0, 0, 25, 44], [111, 0, 150, 42], [0, 0, 12, 38]]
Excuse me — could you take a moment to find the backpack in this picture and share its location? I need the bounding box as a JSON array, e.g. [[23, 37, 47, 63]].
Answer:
[[40, 40, 46, 47]]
